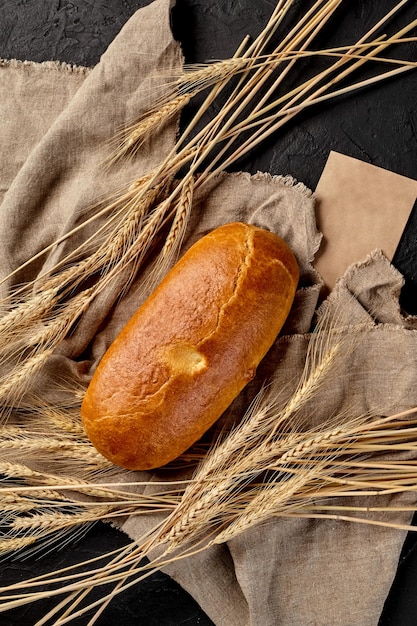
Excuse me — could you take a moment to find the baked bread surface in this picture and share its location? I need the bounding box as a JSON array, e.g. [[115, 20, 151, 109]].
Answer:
[[81, 222, 299, 470]]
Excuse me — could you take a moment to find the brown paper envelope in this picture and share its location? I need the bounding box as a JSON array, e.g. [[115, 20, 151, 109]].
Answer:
[[314, 151, 417, 292]]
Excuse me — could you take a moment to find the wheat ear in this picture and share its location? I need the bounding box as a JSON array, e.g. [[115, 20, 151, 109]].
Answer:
[[0, 350, 53, 414], [133, 174, 195, 304], [0, 288, 59, 342], [110, 94, 191, 164]]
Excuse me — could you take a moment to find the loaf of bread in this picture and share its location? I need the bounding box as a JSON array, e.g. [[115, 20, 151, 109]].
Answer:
[[81, 222, 299, 470]]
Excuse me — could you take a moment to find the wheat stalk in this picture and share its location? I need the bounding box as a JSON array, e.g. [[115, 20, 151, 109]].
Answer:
[[2, 403, 417, 622], [0, 537, 38, 554], [0, 288, 58, 341], [212, 470, 322, 544], [0, 437, 113, 473], [162, 174, 194, 258], [0, 182, 166, 409], [199, 3, 417, 181], [21, 370, 417, 623], [10, 506, 116, 534], [110, 94, 191, 164], [0, 2, 416, 623], [0, 173, 163, 321], [0, 350, 53, 413], [133, 174, 195, 304], [49, 404, 417, 624], [42, 406, 86, 436], [0, 459, 132, 501], [0, 291, 94, 420]]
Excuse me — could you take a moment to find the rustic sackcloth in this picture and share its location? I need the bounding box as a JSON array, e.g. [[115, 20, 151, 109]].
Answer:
[[1, 1, 417, 624]]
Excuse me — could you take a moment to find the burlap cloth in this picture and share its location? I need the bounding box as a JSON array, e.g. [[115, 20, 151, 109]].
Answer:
[[1, 1, 417, 624]]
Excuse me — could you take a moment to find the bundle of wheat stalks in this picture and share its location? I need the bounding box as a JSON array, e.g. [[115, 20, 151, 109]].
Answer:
[[0, 0, 417, 623]]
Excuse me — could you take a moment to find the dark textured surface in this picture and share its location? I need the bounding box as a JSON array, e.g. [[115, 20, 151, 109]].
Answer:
[[2, 522, 213, 626], [393, 199, 417, 316], [0, 0, 153, 66], [0, 1, 417, 624], [1, 0, 416, 188]]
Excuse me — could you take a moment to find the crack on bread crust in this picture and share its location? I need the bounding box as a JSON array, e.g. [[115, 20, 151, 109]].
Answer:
[[272, 255, 298, 286], [196, 226, 252, 348], [112, 226, 253, 410]]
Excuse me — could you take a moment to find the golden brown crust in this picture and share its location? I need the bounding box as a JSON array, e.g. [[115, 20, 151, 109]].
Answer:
[[81, 222, 299, 470]]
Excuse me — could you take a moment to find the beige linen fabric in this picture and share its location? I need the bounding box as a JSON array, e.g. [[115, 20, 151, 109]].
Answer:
[[1, 1, 417, 625], [0, 60, 90, 207]]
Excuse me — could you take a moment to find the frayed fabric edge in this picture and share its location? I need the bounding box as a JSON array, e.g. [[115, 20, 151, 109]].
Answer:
[[335, 249, 404, 290], [0, 57, 91, 75], [210, 170, 314, 200], [250, 170, 314, 199]]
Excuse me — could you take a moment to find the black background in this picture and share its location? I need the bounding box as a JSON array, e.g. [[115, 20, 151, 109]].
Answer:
[[0, 1, 417, 624]]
